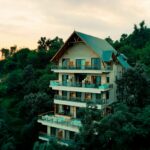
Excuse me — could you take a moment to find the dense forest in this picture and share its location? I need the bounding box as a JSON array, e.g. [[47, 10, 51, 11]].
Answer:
[[0, 21, 150, 150]]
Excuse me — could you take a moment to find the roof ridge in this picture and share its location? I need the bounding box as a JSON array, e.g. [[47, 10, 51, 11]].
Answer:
[[75, 31, 104, 41]]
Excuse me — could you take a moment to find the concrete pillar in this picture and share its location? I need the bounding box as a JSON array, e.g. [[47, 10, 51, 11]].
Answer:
[[47, 126, 51, 135], [59, 90, 62, 95], [101, 74, 106, 84], [59, 74, 62, 82], [59, 105, 63, 113], [74, 107, 76, 118], [66, 131, 70, 140], [92, 93, 96, 102], [70, 106, 74, 117], [67, 91, 70, 99], [62, 130, 65, 139]]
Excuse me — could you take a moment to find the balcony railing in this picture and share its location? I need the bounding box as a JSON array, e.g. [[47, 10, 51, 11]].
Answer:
[[51, 65, 112, 70], [39, 132, 74, 145], [38, 113, 82, 128], [54, 95, 108, 105], [50, 81, 110, 90]]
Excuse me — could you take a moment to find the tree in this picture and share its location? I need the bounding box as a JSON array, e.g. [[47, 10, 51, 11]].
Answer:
[[19, 92, 53, 122], [37, 37, 47, 51], [116, 67, 150, 107], [10, 45, 17, 56], [105, 36, 114, 46], [0, 48, 9, 59], [76, 103, 150, 150], [6, 69, 23, 94], [12, 48, 30, 68]]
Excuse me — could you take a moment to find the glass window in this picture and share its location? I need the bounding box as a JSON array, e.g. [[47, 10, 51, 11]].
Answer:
[[51, 127, 56, 136], [91, 58, 101, 69], [76, 92, 81, 98], [76, 59, 85, 69], [69, 131, 75, 140], [106, 91, 109, 99], [62, 58, 70, 68], [70, 92, 75, 98], [85, 93, 91, 100], [107, 77, 110, 83], [62, 91, 67, 96], [62, 74, 68, 85], [96, 94, 101, 100]]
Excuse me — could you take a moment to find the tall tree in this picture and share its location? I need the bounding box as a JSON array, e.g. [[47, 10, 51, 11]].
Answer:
[[116, 67, 150, 107], [0, 48, 9, 58]]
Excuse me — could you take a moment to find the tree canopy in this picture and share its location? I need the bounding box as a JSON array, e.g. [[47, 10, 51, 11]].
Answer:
[[0, 21, 150, 150]]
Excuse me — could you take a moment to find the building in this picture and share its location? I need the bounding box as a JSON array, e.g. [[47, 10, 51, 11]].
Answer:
[[37, 31, 130, 145]]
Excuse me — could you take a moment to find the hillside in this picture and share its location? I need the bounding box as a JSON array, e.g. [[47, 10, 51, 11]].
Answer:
[[0, 21, 150, 150]]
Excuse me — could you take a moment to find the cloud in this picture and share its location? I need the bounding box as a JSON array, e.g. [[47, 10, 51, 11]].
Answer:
[[0, 0, 150, 49]]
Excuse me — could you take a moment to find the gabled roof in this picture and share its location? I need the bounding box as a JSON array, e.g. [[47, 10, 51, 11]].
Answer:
[[117, 55, 131, 69], [75, 31, 116, 55], [51, 31, 131, 69]]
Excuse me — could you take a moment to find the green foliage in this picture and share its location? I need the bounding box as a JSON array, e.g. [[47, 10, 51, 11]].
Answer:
[[116, 67, 150, 107], [1, 22, 150, 150], [0, 36, 63, 150], [6, 69, 23, 94], [33, 141, 73, 150], [0, 48, 9, 59], [76, 104, 150, 150], [19, 92, 52, 122]]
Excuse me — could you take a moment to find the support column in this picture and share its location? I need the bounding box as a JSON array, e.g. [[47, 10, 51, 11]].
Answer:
[[47, 126, 51, 135], [62, 130, 65, 139], [74, 107, 76, 118], [66, 131, 70, 140], [81, 93, 84, 101], [59, 104, 63, 113]]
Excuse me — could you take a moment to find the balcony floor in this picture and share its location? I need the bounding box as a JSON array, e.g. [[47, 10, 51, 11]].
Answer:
[[38, 114, 81, 133]]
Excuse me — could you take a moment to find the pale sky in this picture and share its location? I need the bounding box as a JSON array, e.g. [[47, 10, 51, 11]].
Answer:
[[0, 0, 150, 49]]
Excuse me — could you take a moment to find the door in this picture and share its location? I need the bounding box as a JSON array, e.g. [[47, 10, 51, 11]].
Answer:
[[57, 130, 63, 140], [91, 58, 100, 69], [76, 59, 85, 69], [62, 74, 68, 85]]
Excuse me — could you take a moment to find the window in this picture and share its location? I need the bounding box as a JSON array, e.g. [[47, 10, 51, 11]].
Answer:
[[106, 91, 109, 99], [91, 58, 100, 69], [69, 131, 75, 140], [96, 94, 101, 100], [85, 93, 91, 100], [76, 59, 85, 69], [107, 76, 110, 83], [62, 91, 67, 97], [51, 127, 56, 136], [91, 76, 101, 87], [76, 92, 81, 98], [62, 58, 70, 68], [62, 74, 68, 85], [70, 92, 75, 98]]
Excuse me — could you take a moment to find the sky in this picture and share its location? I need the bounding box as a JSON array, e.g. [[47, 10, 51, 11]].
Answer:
[[0, 0, 150, 49]]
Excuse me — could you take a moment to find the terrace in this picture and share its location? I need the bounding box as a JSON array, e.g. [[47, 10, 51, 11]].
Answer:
[[51, 64, 111, 74], [50, 81, 111, 93], [38, 113, 82, 132]]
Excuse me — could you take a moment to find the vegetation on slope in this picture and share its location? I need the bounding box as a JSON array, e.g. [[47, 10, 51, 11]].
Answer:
[[0, 21, 150, 150]]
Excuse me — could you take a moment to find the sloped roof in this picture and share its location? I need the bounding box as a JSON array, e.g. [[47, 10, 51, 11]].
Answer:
[[75, 31, 116, 55], [102, 51, 113, 62], [51, 31, 131, 69], [117, 55, 131, 69]]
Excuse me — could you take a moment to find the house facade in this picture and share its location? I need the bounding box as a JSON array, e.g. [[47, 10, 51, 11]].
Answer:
[[37, 31, 130, 145]]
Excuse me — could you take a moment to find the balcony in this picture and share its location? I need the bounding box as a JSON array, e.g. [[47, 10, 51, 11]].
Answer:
[[50, 81, 111, 93], [51, 65, 111, 74], [54, 95, 108, 108], [38, 113, 82, 132], [39, 132, 74, 146]]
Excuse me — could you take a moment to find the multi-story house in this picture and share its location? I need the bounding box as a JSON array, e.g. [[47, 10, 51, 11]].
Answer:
[[38, 31, 130, 145]]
